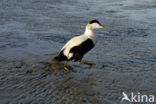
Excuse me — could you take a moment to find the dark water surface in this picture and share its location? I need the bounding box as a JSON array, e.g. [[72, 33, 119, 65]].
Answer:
[[0, 0, 156, 104]]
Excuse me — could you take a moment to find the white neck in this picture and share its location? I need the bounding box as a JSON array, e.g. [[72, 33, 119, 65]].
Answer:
[[84, 27, 97, 44], [84, 28, 94, 36]]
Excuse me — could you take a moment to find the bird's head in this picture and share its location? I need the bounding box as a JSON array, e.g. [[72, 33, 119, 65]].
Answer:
[[86, 20, 106, 30]]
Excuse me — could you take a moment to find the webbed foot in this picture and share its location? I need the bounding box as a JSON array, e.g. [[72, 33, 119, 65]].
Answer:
[[83, 61, 96, 66], [64, 66, 70, 72]]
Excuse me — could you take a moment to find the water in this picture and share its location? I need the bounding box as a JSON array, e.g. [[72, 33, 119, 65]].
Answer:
[[0, 0, 156, 104]]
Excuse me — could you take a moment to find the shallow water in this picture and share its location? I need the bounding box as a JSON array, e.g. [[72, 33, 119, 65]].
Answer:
[[0, 0, 156, 104]]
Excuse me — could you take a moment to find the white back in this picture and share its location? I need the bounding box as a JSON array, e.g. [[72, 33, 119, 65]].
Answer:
[[60, 35, 88, 59]]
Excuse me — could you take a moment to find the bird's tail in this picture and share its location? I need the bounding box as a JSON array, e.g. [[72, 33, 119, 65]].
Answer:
[[53, 53, 64, 62], [53, 51, 67, 62], [53, 55, 60, 61]]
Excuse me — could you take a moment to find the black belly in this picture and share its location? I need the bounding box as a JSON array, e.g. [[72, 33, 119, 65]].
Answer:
[[69, 39, 95, 61]]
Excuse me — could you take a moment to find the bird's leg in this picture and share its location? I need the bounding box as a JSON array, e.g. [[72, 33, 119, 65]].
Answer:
[[82, 60, 96, 66], [78, 60, 95, 66], [78, 60, 82, 64], [64, 61, 69, 72]]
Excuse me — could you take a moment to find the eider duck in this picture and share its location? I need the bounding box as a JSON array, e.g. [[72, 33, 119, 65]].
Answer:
[[54, 20, 106, 71]]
